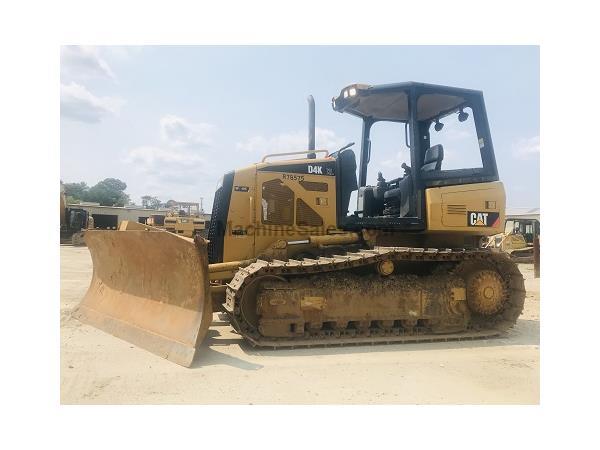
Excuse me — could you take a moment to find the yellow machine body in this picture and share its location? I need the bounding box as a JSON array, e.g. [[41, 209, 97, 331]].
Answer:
[[164, 216, 206, 238], [425, 182, 504, 233], [220, 160, 505, 261], [222, 156, 340, 262], [74, 82, 519, 367], [76, 156, 507, 366]]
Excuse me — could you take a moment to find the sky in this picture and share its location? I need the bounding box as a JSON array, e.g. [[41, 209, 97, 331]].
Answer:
[[60, 46, 539, 211]]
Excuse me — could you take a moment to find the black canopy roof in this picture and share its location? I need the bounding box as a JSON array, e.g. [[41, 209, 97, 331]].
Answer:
[[332, 82, 482, 122]]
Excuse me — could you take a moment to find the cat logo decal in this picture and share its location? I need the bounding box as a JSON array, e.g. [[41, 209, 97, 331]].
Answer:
[[467, 211, 500, 227]]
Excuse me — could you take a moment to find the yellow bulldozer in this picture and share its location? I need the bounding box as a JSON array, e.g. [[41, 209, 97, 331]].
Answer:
[[145, 214, 165, 228], [145, 213, 206, 238], [163, 215, 207, 238], [484, 217, 540, 262], [74, 82, 525, 366]]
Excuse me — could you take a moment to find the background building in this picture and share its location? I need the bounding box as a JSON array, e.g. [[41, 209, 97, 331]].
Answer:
[[506, 207, 540, 221], [68, 203, 170, 229], [69, 203, 211, 229]]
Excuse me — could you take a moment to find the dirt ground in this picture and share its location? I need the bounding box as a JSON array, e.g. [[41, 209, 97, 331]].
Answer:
[[60, 245, 539, 404]]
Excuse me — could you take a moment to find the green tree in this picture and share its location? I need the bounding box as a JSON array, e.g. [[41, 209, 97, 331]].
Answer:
[[85, 178, 130, 206], [141, 195, 161, 209], [63, 181, 89, 201]]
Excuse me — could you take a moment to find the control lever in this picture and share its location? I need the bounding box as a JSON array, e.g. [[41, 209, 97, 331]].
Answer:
[[401, 162, 412, 176]]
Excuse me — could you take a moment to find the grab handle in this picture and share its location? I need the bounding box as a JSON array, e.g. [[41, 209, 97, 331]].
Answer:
[[262, 149, 329, 162]]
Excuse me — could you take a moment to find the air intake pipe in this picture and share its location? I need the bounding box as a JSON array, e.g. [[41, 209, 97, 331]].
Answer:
[[307, 95, 316, 159]]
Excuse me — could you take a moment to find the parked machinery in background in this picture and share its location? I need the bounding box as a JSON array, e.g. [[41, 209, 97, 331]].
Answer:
[[145, 214, 166, 229], [163, 215, 207, 238], [485, 217, 540, 262], [60, 184, 91, 246]]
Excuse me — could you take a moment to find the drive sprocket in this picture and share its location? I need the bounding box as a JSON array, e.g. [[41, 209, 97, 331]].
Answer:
[[466, 269, 508, 316]]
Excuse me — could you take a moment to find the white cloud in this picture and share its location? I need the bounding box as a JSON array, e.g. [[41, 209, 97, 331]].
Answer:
[[61, 46, 116, 81], [123, 116, 219, 202], [124, 144, 214, 196], [236, 127, 346, 154], [60, 82, 124, 123], [513, 135, 540, 160], [125, 146, 205, 167], [100, 46, 143, 61], [159, 115, 216, 147], [124, 147, 217, 205]]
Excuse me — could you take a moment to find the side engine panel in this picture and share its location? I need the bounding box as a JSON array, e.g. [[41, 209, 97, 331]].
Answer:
[[218, 158, 342, 263], [425, 181, 505, 236]]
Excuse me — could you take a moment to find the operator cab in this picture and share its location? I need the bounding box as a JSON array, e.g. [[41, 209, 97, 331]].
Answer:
[[332, 82, 499, 231]]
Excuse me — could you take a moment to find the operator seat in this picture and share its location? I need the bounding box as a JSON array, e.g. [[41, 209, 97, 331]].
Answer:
[[381, 144, 444, 217], [421, 144, 444, 172]]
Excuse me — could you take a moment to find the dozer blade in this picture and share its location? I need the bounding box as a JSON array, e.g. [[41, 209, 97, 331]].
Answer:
[[73, 225, 212, 367]]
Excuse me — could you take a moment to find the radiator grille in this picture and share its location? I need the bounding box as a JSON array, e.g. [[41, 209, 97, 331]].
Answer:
[[207, 171, 234, 263], [445, 204, 467, 215], [299, 180, 328, 192], [296, 198, 323, 227], [262, 179, 294, 225]]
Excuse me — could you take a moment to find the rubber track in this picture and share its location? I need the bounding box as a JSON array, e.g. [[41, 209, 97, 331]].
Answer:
[[225, 247, 526, 349]]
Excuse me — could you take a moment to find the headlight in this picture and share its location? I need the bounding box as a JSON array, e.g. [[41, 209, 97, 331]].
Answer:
[[349, 87, 356, 96]]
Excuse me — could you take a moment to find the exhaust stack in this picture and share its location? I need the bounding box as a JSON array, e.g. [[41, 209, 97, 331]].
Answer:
[[307, 95, 316, 159]]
